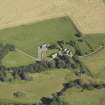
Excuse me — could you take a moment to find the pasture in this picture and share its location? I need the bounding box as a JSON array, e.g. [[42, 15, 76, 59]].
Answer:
[[0, 17, 77, 58], [0, 1, 105, 104], [2, 50, 35, 67], [0, 69, 75, 104], [81, 47, 105, 80], [62, 88, 105, 105], [77, 33, 105, 55]]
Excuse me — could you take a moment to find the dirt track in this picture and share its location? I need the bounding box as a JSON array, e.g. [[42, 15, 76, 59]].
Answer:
[[0, 0, 105, 34]]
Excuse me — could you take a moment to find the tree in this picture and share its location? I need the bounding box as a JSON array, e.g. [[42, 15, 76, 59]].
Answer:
[[75, 32, 81, 37], [8, 44, 15, 51], [54, 57, 66, 68], [0, 71, 6, 81], [57, 40, 64, 50], [12, 71, 21, 80], [13, 91, 25, 98], [47, 60, 56, 68], [19, 70, 31, 80], [40, 94, 69, 105]]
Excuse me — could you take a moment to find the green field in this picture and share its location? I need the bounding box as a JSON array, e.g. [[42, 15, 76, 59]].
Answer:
[[62, 88, 105, 105], [1, 17, 105, 67], [0, 69, 75, 104], [2, 50, 35, 67], [0, 17, 77, 58], [83, 34, 105, 50], [0, 16, 79, 67], [60, 34, 105, 105], [1, 16, 105, 105], [81, 47, 105, 80]]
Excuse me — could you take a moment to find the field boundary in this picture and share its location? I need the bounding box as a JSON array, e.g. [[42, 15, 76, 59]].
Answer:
[[16, 48, 35, 60], [79, 44, 105, 58]]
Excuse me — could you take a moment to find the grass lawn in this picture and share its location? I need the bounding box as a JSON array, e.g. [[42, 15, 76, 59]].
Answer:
[[2, 50, 35, 67], [62, 88, 105, 105], [0, 16, 77, 57], [0, 69, 75, 104]]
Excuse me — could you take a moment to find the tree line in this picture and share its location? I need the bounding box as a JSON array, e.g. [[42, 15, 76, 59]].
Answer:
[[0, 53, 75, 81], [0, 40, 92, 81]]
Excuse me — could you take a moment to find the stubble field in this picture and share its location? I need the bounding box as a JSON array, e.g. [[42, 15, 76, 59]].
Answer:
[[0, 0, 105, 33]]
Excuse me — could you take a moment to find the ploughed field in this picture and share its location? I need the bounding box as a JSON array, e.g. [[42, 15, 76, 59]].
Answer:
[[0, 17, 78, 104]]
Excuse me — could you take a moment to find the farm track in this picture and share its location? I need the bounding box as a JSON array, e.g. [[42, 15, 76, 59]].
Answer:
[[16, 48, 35, 60], [0, 0, 105, 33]]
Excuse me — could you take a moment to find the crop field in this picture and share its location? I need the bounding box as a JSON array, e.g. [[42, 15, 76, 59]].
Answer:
[[0, 0, 105, 33], [0, 70, 75, 104]]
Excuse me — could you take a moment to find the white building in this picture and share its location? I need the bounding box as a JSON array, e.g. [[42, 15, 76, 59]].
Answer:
[[38, 44, 48, 60]]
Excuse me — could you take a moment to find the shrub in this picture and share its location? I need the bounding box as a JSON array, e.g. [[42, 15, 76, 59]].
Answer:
[[47, 60, 56, 68], [40, 94, 69, 105], [8, 44, 15, 51], [75, 32, 81, 37], [13, 91, 25, 98], [47, 44, 58, 49], [0, 70, 7, 81]]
